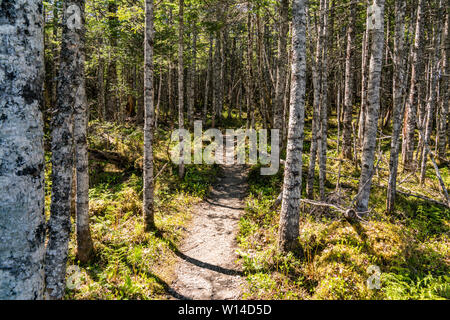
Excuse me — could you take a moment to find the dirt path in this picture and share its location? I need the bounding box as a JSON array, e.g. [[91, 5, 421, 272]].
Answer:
[[169, 158, 248, 300]]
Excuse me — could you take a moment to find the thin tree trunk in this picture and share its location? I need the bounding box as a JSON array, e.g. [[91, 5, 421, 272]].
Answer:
[[342, 5, 356, 160], [192, 30, 197, 124], [155, 64, 162, 128], [178, 0, 185, 178], [274, 0, 289, 133], [0, 0, 46, 300], [306, 9, 321, 199], [246, 7, 255, 129], [212, 37, 217, 128], [356, 0, 386, 213], [358, 2, 370, 147], [420, 7, 442, 184], [283, 41, 293, 141], [402, 0, 424, 170], [218, 28, 225, 120], [97, 46, 106, 120], [386, 0, 406, 214], [188, 30, 197, 128], [46, 0, 82, 299], [278, 0, 307, 253], [143, 0, 155, 231], [168, 60, 174, 119], [105, 3, 118, 121], [437, 10, 449, 160], [203, 35, 213, 124], [73, 0, 94, 263], [318, 0, 330, 201], [137, 67, 145, 124], [337, 82, 341, 155]]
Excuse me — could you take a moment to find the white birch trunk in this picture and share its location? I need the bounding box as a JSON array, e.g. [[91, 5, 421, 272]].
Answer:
[[356, 0, 385, 213], [45, 0, 82, 299], [278, 0, 307, 252], [342, 5, 356, 160], [274, 0, 289, 133], [0, 0, 46, 300], [73, 0, 93, 263], [143, 0, 155, 230]]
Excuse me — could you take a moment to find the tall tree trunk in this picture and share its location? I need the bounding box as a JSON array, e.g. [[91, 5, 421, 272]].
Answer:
[[45, 0, 83, 299], [306, 9, 321, 199], [178, 0, 185, 178], [212, 37, 218, 128], [437, 9, 449, 160], [167, 0, 174, 120], [274, 0, 289, 133], [168, 61, 174, 119], [73, 0, 93, 263], [356, 0, 385, 213], [358, 2, 371, 147], [402, 0, 424, 170], [278, 0, 307, 253], [97, 44, 106, 120], [188, 30, 197, 128], [283, 40, 293, 141], [420, 6, 442, 185], [256, 12, 266, 125], [0, 0, 46, 300], [106, 59, 118, 121], [318, 0, 330, 201], [342, 5, 356, 160], [246, 6, 255, 129], [155, 64, 163, 128], [143, 0, 155, 231], [105, 2, 119, 122], [218, 28, 225, 120], [203, 35, 213, 124], [386, 0, 406, 214], [137, 67, 145, 124]]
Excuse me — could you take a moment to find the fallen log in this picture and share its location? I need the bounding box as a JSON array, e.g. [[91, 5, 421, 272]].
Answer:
[[88, 148, 131, 169], [269, 192, 366, 222], [391, 185, 449, 208], [374, 180, 449, 208]]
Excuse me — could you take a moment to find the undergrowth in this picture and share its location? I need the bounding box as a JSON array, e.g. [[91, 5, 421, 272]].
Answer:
[[45, 121, 219, 300], [238, 115, 450, 300]]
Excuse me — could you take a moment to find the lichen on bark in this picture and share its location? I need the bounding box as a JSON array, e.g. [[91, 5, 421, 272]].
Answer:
[[0, 0, 46, 300]]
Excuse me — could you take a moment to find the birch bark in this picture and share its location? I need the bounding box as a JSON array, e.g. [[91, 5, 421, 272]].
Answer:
[[46, 0, 84, 299], [274, 0, 289, 133], [143, 0, 155, 230], [342, 5, 356, 160], [73, 0, 94, 262], [356, 0, 386, 213], [0, 0, 46, 300], [278, 0, 307, 253]]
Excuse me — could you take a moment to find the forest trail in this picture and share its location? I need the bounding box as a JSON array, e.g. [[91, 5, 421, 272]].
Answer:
[[169, 139, 248, 300]]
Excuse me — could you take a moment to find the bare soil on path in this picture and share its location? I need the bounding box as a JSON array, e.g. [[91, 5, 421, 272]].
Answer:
[[169, 161, 248, 300]]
